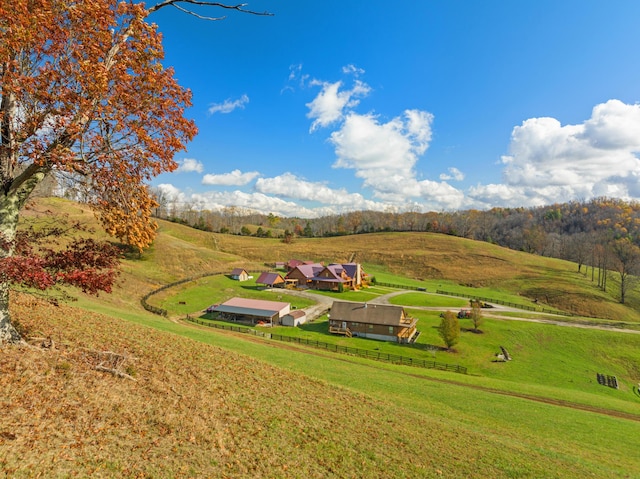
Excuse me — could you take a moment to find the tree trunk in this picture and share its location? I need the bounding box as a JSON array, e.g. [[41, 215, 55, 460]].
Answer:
[[0, 195, 22, 343], [0, 166, 48, 344], [0, 283, 21, 343]]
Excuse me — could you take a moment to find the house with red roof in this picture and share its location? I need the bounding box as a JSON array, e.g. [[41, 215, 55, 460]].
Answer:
[[256, 271, 285, 288], [284, 262, 366, 292], [284, 263, 324, 288]]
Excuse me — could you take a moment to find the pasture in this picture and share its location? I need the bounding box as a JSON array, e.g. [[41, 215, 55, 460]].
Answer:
[[5, 198, 640, 478]]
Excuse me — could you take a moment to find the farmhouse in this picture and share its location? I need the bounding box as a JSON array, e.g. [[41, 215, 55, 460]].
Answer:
[[284, 262, 366, 291], [285, 263, 324, 288], [229, 268, 250, 281], [313, 263, 365, 291], [256, 272, 285, 288], [206, 297, 290, 326], [328, 301, 419, 343]]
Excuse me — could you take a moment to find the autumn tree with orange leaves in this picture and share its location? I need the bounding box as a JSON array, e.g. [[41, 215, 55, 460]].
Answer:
[[0, 1, 271, 343]]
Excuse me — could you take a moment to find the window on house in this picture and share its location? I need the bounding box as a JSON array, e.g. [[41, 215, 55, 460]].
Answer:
[[389, 326, 394, 334]]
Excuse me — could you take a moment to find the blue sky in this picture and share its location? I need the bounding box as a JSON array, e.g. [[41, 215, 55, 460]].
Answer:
[[149, 1, 640, 218]]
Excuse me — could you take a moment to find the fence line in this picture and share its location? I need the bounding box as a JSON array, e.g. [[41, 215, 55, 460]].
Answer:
[[186, 317, 467, 374], [141, 270, 265, 317], [187, 317, 271, 338], [372, 281, 571, 316], [434, 289, 572, 317]]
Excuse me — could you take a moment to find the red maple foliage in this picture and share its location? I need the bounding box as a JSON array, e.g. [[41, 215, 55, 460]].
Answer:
[[0, 213, 120, 298]]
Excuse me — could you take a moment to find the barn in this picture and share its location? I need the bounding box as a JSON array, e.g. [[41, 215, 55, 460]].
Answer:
[[206, 297, 290, 326], [256, 272, 285, 288]]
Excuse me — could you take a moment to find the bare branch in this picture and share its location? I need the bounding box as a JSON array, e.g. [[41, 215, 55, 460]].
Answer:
[[170, 3, 227, 21], [148, 1, 274, 18], [95, 365, 137, 381]]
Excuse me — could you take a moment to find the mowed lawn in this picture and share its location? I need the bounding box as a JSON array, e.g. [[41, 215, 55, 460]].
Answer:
[[149, 274, 316, 317]]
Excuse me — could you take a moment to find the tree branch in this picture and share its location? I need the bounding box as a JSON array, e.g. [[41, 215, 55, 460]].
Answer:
[[148, 1, 274, 18]]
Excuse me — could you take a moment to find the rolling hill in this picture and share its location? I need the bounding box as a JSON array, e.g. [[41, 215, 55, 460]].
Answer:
[[2, 198, 639, 478]]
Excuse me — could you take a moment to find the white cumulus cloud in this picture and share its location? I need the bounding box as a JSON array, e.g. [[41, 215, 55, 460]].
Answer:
[[440, 167, 465, 181], [330, 110, 433, 190], [208, 94, 249, 114], [175, 158, 204, 173], [255, 173, 384, 210], [155, 183, 186, 203], [202, 169, 260, 186], [306, 80, 371, 132], [470, 99, 640, 207]]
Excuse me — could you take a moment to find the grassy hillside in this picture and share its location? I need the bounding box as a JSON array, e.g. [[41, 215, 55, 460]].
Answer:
[[4, 294, 640, 478], [4, 198, 639, 477], [212, 229, 640, 321]]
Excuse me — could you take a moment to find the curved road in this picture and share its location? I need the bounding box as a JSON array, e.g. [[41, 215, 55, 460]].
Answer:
[[286, 289, 640, 335]]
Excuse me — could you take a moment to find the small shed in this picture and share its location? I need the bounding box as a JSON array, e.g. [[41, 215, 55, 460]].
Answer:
[[256, 272, 285, 288], [281, 309, 307, 327], [230, 268, 250, 282]]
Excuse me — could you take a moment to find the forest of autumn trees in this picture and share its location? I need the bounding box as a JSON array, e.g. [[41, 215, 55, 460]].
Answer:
[[150, 195, 640, 305]]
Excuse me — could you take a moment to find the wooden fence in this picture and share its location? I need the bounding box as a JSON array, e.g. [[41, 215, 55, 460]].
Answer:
[[187, 317, 271, 338], [186, 317, 467, 374], [141, 270, 265, 317], [372, 281, 571, 316]]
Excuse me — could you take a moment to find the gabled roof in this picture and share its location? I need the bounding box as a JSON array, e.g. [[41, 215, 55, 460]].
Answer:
[[230, 268, 248, 275], [287, 259, 304, 269], [326, 264, 345, 276], [223, 297, 289, 311], [340, 263, 360, 278], [207, 297, 290, 318], [313, 265, 346, 283], [329, 301, 415, 327], [287, 259, 322, 269], [286, 263, 324, 279], [256, 272, 284, 285]]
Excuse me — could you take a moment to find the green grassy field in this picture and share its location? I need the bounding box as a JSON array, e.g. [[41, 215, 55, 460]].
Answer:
[[150, 274, 316, 317], [5, 198, 640, 478], [21, 292, 640, 478]]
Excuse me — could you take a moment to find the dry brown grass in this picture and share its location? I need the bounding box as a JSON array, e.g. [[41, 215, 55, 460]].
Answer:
[[2, 293, 617, 479], [215, 231, 556, 283], [3, 295, 428, 477], [213, 231, 640, 320], [6, 296, 624, 478]]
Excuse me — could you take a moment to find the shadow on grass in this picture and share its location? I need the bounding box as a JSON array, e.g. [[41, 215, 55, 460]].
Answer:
[[240, 285, 264, 291], [461, 327, 485, 334], [408, 342, 448, 353], [299, 320, 329, 335]]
